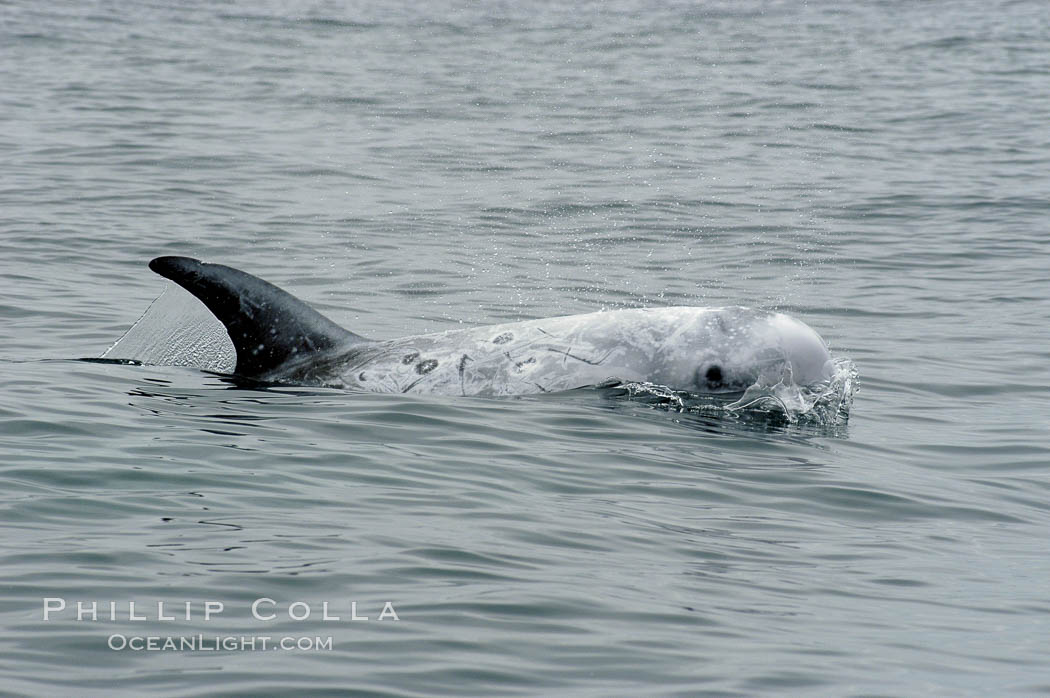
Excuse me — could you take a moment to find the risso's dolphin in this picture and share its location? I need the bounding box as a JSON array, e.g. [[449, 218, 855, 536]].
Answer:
[[147, 256, 834, 397]]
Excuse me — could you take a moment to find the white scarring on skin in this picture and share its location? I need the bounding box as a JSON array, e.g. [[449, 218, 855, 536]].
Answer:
[[249, 307, 831, 398]]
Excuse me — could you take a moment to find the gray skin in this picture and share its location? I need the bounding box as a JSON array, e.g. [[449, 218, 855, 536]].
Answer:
[[147, 257, 833, 397], [285, 307, 832, 396]]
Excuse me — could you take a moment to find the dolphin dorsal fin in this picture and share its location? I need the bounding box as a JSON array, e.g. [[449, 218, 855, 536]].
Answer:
[[149, 256, 367, 378]]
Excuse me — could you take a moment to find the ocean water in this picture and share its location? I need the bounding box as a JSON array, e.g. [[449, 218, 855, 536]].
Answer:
[[2, 1, 1049, 695]]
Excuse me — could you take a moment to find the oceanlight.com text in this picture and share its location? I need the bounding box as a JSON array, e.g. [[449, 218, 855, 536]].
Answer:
[[107, 634, 334, 651]]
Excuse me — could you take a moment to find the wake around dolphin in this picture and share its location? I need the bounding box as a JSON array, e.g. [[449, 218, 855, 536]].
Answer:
[[146, 256, 834, 398]]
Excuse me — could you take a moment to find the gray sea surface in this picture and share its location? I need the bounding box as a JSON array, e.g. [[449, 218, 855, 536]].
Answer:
[[2, 1, 1049, 695]]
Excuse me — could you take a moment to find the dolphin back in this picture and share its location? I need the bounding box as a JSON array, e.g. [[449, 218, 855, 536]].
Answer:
[[148, 256, 367, 379]]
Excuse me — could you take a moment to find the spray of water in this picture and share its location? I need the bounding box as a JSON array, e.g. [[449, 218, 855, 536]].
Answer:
[[619, 357, 858, 426]]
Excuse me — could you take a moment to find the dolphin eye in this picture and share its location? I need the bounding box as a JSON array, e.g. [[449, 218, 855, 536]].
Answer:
[[694, 363, 726, 391], [705, 365, 723, 383]]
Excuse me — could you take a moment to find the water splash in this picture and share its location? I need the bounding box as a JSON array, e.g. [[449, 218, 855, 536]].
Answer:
[[101, 286, 236, 372], [618, 357, 858, 426]]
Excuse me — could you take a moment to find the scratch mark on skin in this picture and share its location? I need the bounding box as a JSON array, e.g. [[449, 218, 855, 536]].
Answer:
[[401, 377, 425, 393], [458, 354, 473, 396], [542, 345, 613, 366], [497, 335, 545, 361]]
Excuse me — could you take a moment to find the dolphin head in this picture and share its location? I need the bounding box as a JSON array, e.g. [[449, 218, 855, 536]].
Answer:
[[654, 308, 833, 395], [763, 312, 834, 387]]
